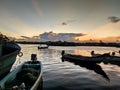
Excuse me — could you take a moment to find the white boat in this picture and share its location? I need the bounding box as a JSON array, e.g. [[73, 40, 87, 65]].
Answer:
[[38, 44, 48, 49]]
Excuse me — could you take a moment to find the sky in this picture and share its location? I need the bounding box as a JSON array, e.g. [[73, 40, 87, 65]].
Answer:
[[0, 0, 120, 41]]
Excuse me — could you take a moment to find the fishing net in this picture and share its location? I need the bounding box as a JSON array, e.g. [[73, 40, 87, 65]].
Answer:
[[5, 68, 39, 90]]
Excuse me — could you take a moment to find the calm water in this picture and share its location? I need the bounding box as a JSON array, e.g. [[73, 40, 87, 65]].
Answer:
[[12, 44, 120, 90]]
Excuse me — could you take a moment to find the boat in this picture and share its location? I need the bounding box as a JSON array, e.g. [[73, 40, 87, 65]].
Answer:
[[61, 50, 109, 64], [103, 55, 120, 64], [0, 43, 21, 79], [38, 44, 49, 49], [0, 54, 43, 90]]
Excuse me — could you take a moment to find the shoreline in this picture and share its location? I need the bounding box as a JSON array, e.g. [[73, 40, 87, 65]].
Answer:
[[16, 41, 120, 48]]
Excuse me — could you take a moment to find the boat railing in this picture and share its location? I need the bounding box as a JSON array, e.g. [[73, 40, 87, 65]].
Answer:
[[22, 63, 40, 70], [4, 43, 21, 50]]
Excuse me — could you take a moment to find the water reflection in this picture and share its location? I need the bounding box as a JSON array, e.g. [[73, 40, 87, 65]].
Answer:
[[62, 58, 110, 81], [17, 45, 120, 89]]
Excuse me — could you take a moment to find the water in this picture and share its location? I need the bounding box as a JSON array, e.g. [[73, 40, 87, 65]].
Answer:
[[12, 44, 120, 90]]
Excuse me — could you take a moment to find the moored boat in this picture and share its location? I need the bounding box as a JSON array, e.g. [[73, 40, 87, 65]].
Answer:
[[38, 44, 49, 49], [0, 33, 21, 79], [0, 54, 43, 90], [0, 43, 21, 80], [103, 55, 120, 63], [61, 50, 109, 64]]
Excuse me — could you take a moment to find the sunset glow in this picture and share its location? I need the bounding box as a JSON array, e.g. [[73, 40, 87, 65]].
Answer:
[[0, 0, 120, 42]]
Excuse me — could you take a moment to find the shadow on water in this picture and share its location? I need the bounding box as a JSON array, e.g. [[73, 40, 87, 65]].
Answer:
[[61, 58, 110, 82]]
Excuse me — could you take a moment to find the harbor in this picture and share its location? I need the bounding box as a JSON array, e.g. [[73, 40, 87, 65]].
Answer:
[[11, 44, 120, 90], [0, 0, 120, 89]]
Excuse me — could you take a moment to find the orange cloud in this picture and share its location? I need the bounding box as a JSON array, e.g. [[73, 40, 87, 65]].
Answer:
[[92, 22, 120, 38], [76, 22, 120, 42]]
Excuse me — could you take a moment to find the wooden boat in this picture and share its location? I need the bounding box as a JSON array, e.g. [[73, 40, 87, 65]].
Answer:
[[38, 44, 48, 49], [0, 54, 43, 90], [61, 50, 109, 64], [103, 55, 120, 63], [0, 43, 21, 79]]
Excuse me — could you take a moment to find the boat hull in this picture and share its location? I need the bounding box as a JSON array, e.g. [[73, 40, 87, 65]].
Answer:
[[0, 43, 20, 79], [62, 54, 104, 63], [0, 61, 42, 90], [38, 46, 48, 49], [103, 56, 120, 64]]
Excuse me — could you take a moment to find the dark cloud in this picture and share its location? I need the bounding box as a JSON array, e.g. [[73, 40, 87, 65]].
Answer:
[[108, 16, 120, 23], [62, 22, 67, 25], [21, 36, 30, 39], [79, 33, 87, 36], [62, 19, 77, 26]]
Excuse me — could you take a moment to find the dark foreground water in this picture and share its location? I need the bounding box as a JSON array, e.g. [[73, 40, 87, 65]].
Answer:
[[12, 44, 120, 90]]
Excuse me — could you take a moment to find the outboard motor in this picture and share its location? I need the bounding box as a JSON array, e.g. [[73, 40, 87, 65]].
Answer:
[[91, 51, 94, 55], [112, 52, 115, 56], [61, 50, 65, 56], [31, 54, 37, 62], [38, 46, 40, 49]]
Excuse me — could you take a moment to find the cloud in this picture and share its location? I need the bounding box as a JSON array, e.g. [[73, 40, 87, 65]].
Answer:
[[21, 36, 30, 39], [32, 0, 43, 16], [40, 31, 86, 42], [62, 22, 67, 25], [78, 33, 87, 36], [0, 13, 41, 37], [61, 19, 77, 26], [108, 16, 120, 23]]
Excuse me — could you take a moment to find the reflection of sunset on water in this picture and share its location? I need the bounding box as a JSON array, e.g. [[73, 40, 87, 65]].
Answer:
[[0, 0, 120, 42], [71, 47, 120, 57], [73, 49, 91, 56]]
